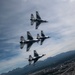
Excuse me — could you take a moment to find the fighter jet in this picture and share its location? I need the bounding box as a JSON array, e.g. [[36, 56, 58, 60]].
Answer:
[[20, 31, 39, 51], [37, 30, 50, 45], [28, 50, 45, 65], [30, 11, 48, 29]]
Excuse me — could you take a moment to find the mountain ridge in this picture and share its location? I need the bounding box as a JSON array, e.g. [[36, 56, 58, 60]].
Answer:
[[1, 50, 75, 75]]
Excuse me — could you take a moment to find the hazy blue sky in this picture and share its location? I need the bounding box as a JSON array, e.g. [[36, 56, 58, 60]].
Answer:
[[0, 0, 75, 74]]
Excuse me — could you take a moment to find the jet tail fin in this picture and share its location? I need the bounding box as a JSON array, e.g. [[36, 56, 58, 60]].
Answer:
[[37, 34, 40, 39], [28, 55, 33, 65], [36, 34, 40, 43], [20, 36, 26, 49], [30, 14, 35, 25], [20, 36, 26, 43]]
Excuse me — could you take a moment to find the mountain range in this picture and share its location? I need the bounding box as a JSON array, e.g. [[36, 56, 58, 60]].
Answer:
[[1, 50, 75, 75]]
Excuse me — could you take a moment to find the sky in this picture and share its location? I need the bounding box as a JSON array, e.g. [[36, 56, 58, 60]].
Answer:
[[0, 0, 75, 74]]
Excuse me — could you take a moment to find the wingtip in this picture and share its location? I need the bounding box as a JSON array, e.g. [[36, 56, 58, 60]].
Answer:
[[41, 30, 43, 33], [27, 31, 29, 32], [20, 47, 23, 49], [35, 26, 38, 29], [36, 11, 38, 13], [34, 50, 36, 51], [20, 36, 23, 38], [36, 27, 38, 29], [31, 14, 33, 15], [41, 30, 43, 32], [27, 31, 30, 33], [40, 43, 43, 45]]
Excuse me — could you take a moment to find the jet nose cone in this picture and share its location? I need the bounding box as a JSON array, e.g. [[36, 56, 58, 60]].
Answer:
[[48, 36, 50, 38], [42, 54, 46, 56], [30, 19, 32, 21], [20, 41, 22, 44], [45, 21, 48, 22]]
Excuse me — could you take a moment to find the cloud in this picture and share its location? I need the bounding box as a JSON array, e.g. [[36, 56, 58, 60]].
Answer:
[[0, 0, 75, 74]]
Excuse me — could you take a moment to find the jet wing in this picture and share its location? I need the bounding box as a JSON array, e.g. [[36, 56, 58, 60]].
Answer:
[[34, 50, 39, 57], [41, 31, 45, 37], [36, 21, 41, 29], [27, 31, 33, 40], [26, 42, 33, 51], [33, 58, 38, 64], [40, 39, 45, 45], [36, 11, 41, 19]]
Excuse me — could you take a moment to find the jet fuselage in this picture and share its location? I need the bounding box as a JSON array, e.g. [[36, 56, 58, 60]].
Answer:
[[20, 39, 39, 44], [29, 55, 45, 63], [30, 19, 48, 23], [38, 36, 50, 40]]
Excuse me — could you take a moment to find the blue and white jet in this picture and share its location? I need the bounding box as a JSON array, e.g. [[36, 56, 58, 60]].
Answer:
[[30, 11, 48, 29], [28, 50, 46, 65], [37, 30, 50, 45], [20, 31, 39, 51]]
